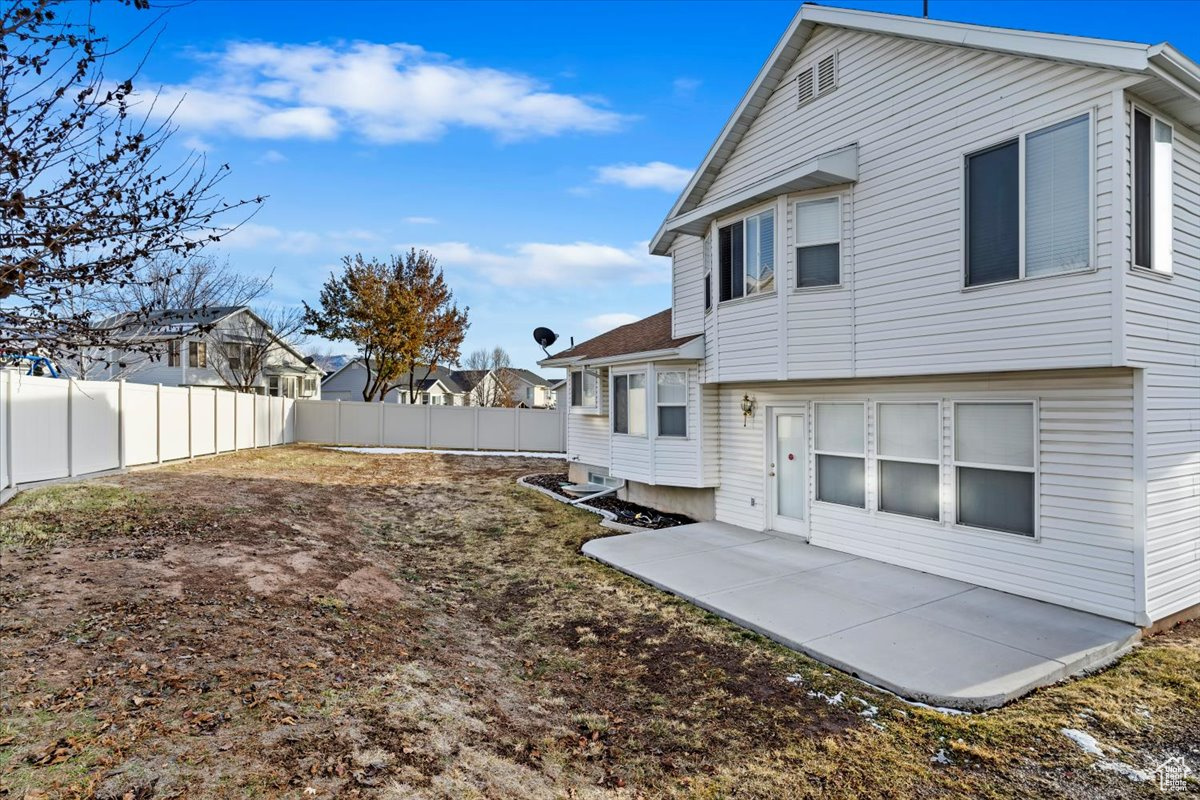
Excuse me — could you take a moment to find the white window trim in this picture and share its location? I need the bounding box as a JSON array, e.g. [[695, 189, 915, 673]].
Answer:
[[1130, 103, 1174, 276], [950, 399, 1041, 541], [654, 369, 689, 439], [960, 108, 1097, 291], [873, 400, 942, 523], [715, 200, 779, 305], [811, 400, 868, 511], [610, 368, 648, 438], [793, 193, 844, 292], [569, 367, 600, 415]]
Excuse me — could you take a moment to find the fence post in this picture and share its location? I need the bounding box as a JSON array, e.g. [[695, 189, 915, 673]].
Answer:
[[117, 379, 126, 470], [213, 389, 219, 454], [66, 378, 76, 477], [425, 403, 432, 449], [4, 371, 13, 489], [335, 400, 342, 446], [187, 385, 195, 459], [156, 383, 163, 464], [514, 407, 521, 453], [473, 406, 480, 451], [253, 394, 260, 448], [267, 393, 273, 448], [233, 392, 240, 452], [377, 399, 385, 446]]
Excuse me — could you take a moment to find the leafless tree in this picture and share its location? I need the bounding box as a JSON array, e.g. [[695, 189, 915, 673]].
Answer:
[[464, 346, 517, 407], [0, 0, 262, 363], [94, 253, 272, 316], [208, 306, 307, 393]]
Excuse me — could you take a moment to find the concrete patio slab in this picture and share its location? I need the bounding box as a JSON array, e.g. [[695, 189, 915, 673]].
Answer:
[[581, 522, 1142, 710]]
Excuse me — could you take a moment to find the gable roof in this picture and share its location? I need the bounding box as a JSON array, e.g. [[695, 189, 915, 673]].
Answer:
[[538, 309, 703, 367], [502, 368, 551, 386], [100, 305, 245, 337], [650, 3, 1200, 255]]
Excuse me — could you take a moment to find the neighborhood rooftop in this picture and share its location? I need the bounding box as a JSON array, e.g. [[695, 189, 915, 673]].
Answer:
[[542, 309, 701, 365]]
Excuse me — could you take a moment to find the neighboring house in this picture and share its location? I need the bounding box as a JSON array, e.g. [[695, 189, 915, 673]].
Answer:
[[549, 379, 566, 410], [541, 6, 1200, 629], [321, 360, 556, 407], [321, 361, 475, 404], [94, 306, 322, 398]]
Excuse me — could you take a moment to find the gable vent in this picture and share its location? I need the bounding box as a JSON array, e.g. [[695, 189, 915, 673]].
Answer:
[[797, 51, 838, 107]]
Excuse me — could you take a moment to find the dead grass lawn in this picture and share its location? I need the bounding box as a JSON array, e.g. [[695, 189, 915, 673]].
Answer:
[[0, 446, 1196, 798]]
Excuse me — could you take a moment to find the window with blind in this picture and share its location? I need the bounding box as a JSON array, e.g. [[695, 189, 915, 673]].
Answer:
[[795, 197, 841, 288], [954, 402, 1036, 536], [718, 208, 775, 302], [814, 402, 865, 508], [570, 368, 598, 409], [966, 114, 1092, 287], [876, 403, 940, 521], [655, 371, 687, 437], [703, 231, 713, 311], [612, 373, 647, 436], [1133, 108, 1174, 274]]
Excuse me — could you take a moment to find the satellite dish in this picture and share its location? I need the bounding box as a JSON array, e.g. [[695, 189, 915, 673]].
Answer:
[[533, 326, 558, 356]]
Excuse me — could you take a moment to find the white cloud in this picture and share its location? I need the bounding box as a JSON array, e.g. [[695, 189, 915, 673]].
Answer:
[[413, 240, 668, 287], [256, 149, 288, 164], [584, 312, 640, 333], [595, 161, 692, 192], [183, 135, 213, 152], [217, 223, 380, 254], [672, 77, 701, 98], [145, 41, 627, 144], [402, 216, 439, 225]]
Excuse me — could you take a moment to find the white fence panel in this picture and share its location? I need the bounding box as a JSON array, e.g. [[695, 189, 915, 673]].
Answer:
[[339, 401, 381, 445], [430, 406, 476, 449], [270, 397, 286, 445], [70, 380, 121, 475], [517, 408, 565, 453], [476, 407, 518, 451], [382, 405, 426, 447], [254, 396, 270, 447], [123, 383, 160, 466], [282, 398, 296, 443], [159, 387, 191, 462], [191, 388, 217, 457], [0, 372, 8, 488], [235, 394, 255, 450], [9, 375, 69, 483], [297, 400, 338, 443], [216, 391, 236, 452]]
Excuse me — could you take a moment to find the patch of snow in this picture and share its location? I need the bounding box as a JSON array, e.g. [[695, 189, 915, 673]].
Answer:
[[931, 749, 954, 765], [852, 697, 879, 718], [900, 697, 972, 716], [807, 690, 844, 706], [785, 673, 804, 685], [329, 446, 566, 459], [1062, 728, 1104, 756], [1095, 760, 1151, 782]]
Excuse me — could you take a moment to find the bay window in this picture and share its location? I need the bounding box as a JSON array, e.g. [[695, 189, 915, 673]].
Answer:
[[1133, 108, 1173, 273], [814, 402, 865, 508], [612, 373, 646, 436], [954, 402, 1036, 536], [795, 197, 841, 288], [718, 208, 775, 302], [966, 114, 1091, 286], [655, 371, 687, 437], [876, 402, 941, 521]]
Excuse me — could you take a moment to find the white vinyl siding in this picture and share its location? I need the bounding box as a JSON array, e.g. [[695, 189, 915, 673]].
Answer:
[[671, 235, 706, 337], [566, 366, 609, 468], [696, 26, 1117, 381], [711, 370, 1138, 622], [1122, 98, 1200, 622]]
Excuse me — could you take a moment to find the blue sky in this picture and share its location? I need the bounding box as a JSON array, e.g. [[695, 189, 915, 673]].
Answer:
[[89, 0, 1199, 370]]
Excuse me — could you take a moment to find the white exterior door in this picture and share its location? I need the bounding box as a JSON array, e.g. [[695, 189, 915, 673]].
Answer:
[[769, 408, 808, 536]]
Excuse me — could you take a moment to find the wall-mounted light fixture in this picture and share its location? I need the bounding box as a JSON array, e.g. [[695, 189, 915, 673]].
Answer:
[[740, 393, 756, 427]]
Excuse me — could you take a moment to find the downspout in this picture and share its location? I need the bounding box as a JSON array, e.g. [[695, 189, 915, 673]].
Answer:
[[568, 484, 621, 506]]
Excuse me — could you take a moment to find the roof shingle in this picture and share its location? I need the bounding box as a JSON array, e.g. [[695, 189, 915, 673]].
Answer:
[[545, 309, 698, 363]]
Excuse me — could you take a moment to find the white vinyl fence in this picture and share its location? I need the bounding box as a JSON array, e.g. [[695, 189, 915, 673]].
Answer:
[[0, 370, 295, 497], [295, 399, 567, 453]]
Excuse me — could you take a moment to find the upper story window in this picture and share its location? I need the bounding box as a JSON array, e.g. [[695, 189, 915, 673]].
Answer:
[[612, 372, 646, 436], [570, 368, 598, 409], [965, 114, 1091, 287], [167, 340, 180, 367], [718, 208, 775, 302], [1133, 108, 1173, 274], [702, 231, 713, 312], [795, 197, 841, 288]]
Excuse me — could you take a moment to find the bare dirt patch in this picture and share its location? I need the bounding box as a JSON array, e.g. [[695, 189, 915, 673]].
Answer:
[[1, 446, 1196, 798]]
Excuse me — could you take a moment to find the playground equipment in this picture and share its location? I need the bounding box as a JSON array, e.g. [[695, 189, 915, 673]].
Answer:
[[0, 353, 60, 378]]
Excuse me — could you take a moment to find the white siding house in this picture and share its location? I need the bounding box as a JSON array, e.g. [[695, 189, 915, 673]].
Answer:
[[545, 5, 1200, 627]]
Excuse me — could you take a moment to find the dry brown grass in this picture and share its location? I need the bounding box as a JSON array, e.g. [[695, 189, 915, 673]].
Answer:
[[0, 445, 1195, 798]]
